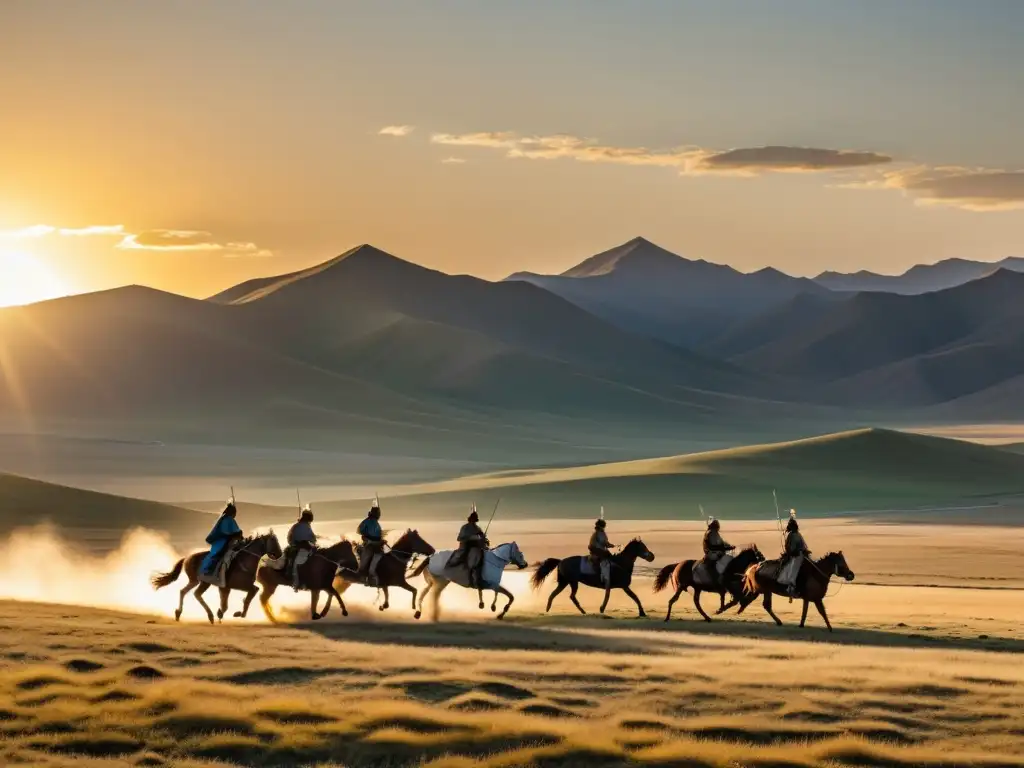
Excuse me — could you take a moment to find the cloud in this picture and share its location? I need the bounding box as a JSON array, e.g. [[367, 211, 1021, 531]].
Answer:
[[692, 146, 892, 174], [378, 125, 415, 137], [441, 157, 467, 164], [117, 229, 271, 256], [0, 224, 126, 240], [57, 224, 126, 237], [428, 131, 888, 177], [867, 166, 1024, 211]]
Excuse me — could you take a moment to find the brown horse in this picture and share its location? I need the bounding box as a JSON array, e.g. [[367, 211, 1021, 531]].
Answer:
[[151, 532, 283, 624], [334, 529, 435, 614], [653, 545, 765, 622], [531, 538, 656, 618], [742, 551, 855, 631], [256, 539, 358, 622]]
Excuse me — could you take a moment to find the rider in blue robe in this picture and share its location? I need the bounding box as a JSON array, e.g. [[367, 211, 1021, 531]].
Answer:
[[201, 502, 242, 574]]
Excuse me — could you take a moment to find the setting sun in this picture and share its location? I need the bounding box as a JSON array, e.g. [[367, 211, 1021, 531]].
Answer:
[[0, 249, 69, 308]]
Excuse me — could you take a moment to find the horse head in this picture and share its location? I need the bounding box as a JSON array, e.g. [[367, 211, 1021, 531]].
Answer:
[[394, 529, 436, 557], [260, 530, 284, 559], [505, 542, 528, 569], [322, 539, 359, 569], [621, 538, 655, 562], [732, 544, 764, 570], [826, 550, 855, 582]]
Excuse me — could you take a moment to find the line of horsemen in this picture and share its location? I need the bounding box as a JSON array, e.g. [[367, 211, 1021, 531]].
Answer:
[[200, 498, 812, 599]]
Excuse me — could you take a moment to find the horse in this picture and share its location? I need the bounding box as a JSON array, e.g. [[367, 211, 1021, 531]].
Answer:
[[411, 542, 528, 621], [742, 551, 855, 631], [255, 539, 358, 622], [334, 529, 435, 615], [653, 544, 765, 622], [531, 538, 656, 618], [150, 531, 283, 624]]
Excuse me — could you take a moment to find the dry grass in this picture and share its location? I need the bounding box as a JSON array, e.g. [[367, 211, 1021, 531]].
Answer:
[[1, 594, 1023, 768]]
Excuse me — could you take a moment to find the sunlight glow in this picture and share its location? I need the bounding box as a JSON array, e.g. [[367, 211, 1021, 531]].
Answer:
[[0, 249, 69, 307]]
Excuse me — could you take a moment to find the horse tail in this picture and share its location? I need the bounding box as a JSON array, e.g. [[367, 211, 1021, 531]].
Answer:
[[151, 558, 184, 590], [409, 557, 430, 579], [653, 562, 677, 593], [531, 558, 561, 590], [742, 563, 760, 595]]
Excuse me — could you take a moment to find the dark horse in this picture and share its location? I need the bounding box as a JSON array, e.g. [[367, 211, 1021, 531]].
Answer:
[[151, 532, 283, 624], [653, 545, 765, 622], [334, 529, 436, 615], [256, 539, 358, 622], [742, 551, 855, 632], [531, 538, 656, 618]]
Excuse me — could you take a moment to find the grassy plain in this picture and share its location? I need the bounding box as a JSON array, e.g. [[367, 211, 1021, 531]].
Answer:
[[1, 518, 1023, 767]]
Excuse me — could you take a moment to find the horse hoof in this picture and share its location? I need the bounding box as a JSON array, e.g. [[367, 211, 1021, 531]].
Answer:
[[478, 602, 484, 610], [174, 610, 182, 622], [233, 611, 243, 618], [312, 613, 321, 621], [207, 616, 215, 625], [342, 609, 349, 617], [378, 605, 385, 612], [491, 605, 497, 612], [414, 611, 422, 620], [497, 614, 505, 620]]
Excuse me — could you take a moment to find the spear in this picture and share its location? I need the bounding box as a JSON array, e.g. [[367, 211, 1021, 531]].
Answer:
[[773, 489, 784, 547], [483, 498, 501, 537]]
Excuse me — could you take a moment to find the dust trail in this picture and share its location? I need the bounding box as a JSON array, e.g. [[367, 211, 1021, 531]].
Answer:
[[0, 525, 542, 624]]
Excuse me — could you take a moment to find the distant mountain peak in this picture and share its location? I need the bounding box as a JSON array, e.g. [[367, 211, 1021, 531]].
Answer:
[[561, 236, 691, 278]]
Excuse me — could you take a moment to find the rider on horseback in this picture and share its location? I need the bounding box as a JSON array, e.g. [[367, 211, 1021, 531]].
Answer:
[[201, 501, 243, 577], [588, 516, 615, 588], [779, 510, 810, 598], [356, 499, 385, 586], [449, 505, 488, 588], [702, 517, 735, 588], [286, 505, 317, 591]]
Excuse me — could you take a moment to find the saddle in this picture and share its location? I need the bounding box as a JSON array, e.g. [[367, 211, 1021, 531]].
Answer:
[[756, 559, 782, 581], [199, 547, 241, 588]]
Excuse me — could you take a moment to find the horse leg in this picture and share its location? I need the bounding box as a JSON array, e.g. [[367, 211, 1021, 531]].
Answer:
[[623, 586, 646, 618], [813, 599, 833, 632], [568, 582, 586, 615], [235, 585, 259, 618], [693, 588, 712, 622], [259, 582, 278, 623], [599, 586, 612, 614], [477, 588, 485, 610], [546, 577, 568, 612], [800, 599, 810, 628], [496, 586, 514, 619], [415, 574, 433, 620], [320, 587, 333, 619], [490, 591, 498, 612], [216, 587, 230, 622], [328, 585, 348, 617], [665, 585, 684, 622], [175, 578, 197, 622], [395, 580, 417, 615], [762, 591, 783, 626], [310, 589, 321, 621], [718, 594, 739, 614], [378, 586, 390, 612], [193, 582, 215, 625], [431, 580, 448, 622]]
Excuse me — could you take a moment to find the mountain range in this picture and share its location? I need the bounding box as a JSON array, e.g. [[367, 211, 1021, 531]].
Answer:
[[1, 238, 1021, 478], [816, 256, 1024, 295]]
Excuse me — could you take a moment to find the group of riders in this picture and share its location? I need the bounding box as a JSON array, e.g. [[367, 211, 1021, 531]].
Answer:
[[201, 496, 812, 598], [202, 497, 492, 590]]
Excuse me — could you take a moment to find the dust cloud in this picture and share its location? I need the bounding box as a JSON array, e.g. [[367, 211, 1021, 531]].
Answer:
[[0, 525, 541, 623]]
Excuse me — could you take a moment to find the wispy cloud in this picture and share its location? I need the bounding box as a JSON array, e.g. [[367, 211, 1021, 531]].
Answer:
[[441, 156, 467, 164], [378, 124, 415, 137], [0, 223, 272, 256], [428, 131, 889, 176], [118, 229, 271, 256], [860, 166, 1024, 212]]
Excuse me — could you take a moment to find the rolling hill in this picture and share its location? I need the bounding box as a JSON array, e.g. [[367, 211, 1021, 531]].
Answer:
[[816, 255, 1024, 294], [189, 429, 1024, 522], [0, 472, 213, 552], [505, 236, 833, 347]]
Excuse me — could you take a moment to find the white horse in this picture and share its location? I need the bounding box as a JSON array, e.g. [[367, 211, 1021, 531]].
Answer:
[[412, 542, 527, 621]]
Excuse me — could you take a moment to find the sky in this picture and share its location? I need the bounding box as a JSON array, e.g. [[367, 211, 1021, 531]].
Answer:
[[2, 0, 1024, 304]]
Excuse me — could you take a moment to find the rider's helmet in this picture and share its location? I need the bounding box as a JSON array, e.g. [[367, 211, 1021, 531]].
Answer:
[[369, 496, 381, 519], [223, 501, 237, 517], [786, 509, 798, 531], [707, 516, 719, 529], [300, 503, 313, 522], [595, 518, 606, 530], [468, 504, 479, 524]]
